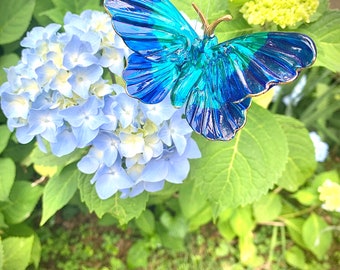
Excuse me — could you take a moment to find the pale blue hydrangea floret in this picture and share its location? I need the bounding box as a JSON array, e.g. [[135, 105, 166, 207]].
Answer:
[[309, 131, 329, 162], [0, 10, 201, 199]]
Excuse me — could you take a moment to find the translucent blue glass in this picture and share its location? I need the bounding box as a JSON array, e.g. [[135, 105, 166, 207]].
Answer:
[[104, 0, 317, 140]]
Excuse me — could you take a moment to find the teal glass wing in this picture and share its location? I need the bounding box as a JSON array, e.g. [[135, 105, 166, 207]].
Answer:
[[182, 32, 316, 140], [104, 0, 317, 141]]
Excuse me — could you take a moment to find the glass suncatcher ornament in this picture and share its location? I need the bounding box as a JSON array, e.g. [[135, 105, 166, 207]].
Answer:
[[104, 0, 317, 141]]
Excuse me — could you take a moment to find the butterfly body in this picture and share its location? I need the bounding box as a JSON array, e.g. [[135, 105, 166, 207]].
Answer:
[[105, 0, 317, 140]]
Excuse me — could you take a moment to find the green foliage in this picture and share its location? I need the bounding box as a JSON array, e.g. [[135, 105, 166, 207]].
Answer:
[[276, 115, 317, 191], [0, 0, 339, 269], [0, 0, 35, 45], [2, 181, 43, 224], [41, 0, 102, 24], [299, 11, 340, 72], [190, 104, 288, 211], [0, 158, 15, 201], [41, 164, 79, 225], [78, 173, 149, 224], [1, 236, 34, 270]]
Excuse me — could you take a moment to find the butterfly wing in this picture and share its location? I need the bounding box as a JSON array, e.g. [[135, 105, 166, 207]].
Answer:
[[185, 32, 316, 140], [104, 0, 199, 103]]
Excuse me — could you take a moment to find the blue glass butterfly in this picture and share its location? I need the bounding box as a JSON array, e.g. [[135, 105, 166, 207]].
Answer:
[[104, 0, 317, 140]]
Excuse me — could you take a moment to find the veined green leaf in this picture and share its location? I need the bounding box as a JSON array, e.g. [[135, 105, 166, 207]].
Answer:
[[189, 104, 288, 211], [276, 115, 317, 191], [299, 11, 340, 72]]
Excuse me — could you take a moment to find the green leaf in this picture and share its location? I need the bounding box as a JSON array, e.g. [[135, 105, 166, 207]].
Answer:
[[171, 0, 229, 21], [229, 206, 255, 237], [217, 212, 236, 241], [0, 158, 16, 201], [299, 11, 340, 72], [285, 218, 308, 249], [0, 213, 8, 230], [33, 0, 54, 25], [0, 0, 36, 45], [2, 140, 35, 163], [171, 0, 253, 40], [160, 212, 188, 239], [126, 240, 149, 269], [0, 238, 3, 270], [275, 115, 317, 191], [3, 181, 43, 224], [0, 54, 19, 85], [239, 232, 263, 267], [292, 188, 319, 206], [41, 0, 101, 24], [253, 193, 282, 222], [179, 178, 209, 219], [29, 146, 84, 168], [2, 236, 34, 270], [40, 163, 79, 225], [0, 126, 11, 155], [190, 104, 288, 210], [31, 234, 41, 269], [302, 213, 332, 260], [187, 205, 212, 231], [285, 246, 306, 270], [78, 173, 148, 224], [135, 209, 155, 235]]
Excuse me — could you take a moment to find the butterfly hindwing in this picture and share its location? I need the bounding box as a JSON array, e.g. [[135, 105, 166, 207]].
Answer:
[[124, 53, 179, 104]]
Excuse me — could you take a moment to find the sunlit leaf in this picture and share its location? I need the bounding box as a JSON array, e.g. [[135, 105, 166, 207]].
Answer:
[[299, 11, 340, 72], [40, 163, 79, 225], [276, 115, 317, 191], [285, 246, 306, 269], [189, 104, 288, 211], [2, 236, 34, 270], [302, 213, 332, 259]]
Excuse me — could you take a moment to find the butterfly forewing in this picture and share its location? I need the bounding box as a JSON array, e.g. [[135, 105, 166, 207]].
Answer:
[[105, 0, 198, 61]]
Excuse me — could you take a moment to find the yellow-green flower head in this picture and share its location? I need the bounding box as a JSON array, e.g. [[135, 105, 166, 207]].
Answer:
[[240, 0, 319, 28], [318, 179, 340, 212]]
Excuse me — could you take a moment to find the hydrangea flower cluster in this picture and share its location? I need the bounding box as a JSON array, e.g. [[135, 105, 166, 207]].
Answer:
[[0, 10, 201, 199], [318, 179, 340, 212], [240, 0, 319, 28]]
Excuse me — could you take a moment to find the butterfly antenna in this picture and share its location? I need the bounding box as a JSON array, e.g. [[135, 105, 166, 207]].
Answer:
[[192, 3, 232, 36]]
